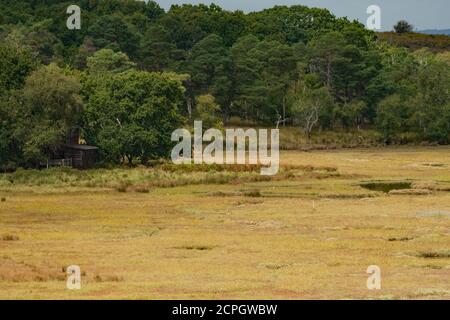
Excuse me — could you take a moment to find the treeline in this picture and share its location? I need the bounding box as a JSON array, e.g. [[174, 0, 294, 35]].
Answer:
[[1, 1, 450, 169]]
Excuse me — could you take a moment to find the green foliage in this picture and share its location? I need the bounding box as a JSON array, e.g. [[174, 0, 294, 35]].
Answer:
[[87, 49, 136, 74], [3, 20, 64, 64], [183, 34, 234, 120], [194, 95, 223, 128], [0, 45, 35, 96], [375, 51, 450, 143], [376, 94, 409, 142], [21, 64, 83, 164], [247, 5, 338, 44], [0, 96, 19, 170], [0, 1, 384, 129], [0, 64, 83, 168], [159, 4, 246, 50], [138, 25, 181, 71], [410, 60, 450, 142], [83, 70, 185, 164], [230, 36, 297, 123], [87, 14, 140, 58], [291, 86, 335, 139], [394, 20, 414, 34], [1, 1, 450, 171]]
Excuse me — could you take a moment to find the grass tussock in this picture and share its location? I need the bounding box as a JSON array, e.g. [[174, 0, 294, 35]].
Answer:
[[159, 163, 263, 173], [422, 163, 446, 167], [412, 181, 450, 192], [389, 189, 432, 195], [418, 251, 450, 259], [115, 181, 130, 193], [240, 189, 262, 197], [1, 234, 19, 241], [208, 189, 262, 197], [130, 184, 151, 193], [258, 263, 289, 270], [94, 275, 124, 283], [388, 237, 414, 242], [421, 264, 444, 270], [175, 245, 214, 251]]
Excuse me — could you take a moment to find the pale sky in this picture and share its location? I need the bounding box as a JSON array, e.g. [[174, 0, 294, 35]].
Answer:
[[152, 0, 450, 31]]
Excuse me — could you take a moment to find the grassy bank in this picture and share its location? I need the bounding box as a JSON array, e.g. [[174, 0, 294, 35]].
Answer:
[[0, 162, 339, 193]]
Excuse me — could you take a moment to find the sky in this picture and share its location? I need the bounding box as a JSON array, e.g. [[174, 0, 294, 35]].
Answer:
[[152, 0, 450, 31]]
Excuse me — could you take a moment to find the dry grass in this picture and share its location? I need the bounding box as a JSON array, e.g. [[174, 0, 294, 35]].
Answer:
[[418, 251, 450, 259], [0, 146, 449, 299], [1, 234, 19, 241]]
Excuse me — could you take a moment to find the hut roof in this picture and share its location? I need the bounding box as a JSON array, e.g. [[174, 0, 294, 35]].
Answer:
[[63, 144, 99, 151]]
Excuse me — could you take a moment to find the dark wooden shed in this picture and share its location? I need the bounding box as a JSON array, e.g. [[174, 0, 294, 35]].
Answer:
[[62, 144, 99, 169]]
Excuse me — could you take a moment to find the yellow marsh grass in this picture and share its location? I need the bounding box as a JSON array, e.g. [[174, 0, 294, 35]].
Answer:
[[0, 146, 449, 299]]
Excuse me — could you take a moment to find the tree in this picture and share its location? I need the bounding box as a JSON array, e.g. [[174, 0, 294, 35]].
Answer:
[[0, 44, 35, 169], [230, 36, 296, 124], [230, 35, 264, 121], [87, 49, 136, 74], [365, 46, 415, 123], [87, 15, 140, 58], [138, 25, 181, 72], [308, 32, 349, 91], [74, 38, 98, 69], [83, 71, 185, 164], [339, 100, 367, 130], [291, 86, 335, 140], [194, 94, 223, 128], [13, 64, 83, 166], [373, 49, 450, 143], [394, 20, 413, 33], [0, 95, 20, 170], [409, 60, 450, 141], [247, 5, 338, 44], [376, 94, 410, 143], [160, 4, 246, 50], [261, 40, 296, 125], [4, 20, 63, 64], [184, 34, 233, 120], [0, 44, 34, 96]]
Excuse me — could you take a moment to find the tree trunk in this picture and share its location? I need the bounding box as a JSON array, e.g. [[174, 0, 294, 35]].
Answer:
[[187, 97, 192, 118], [326, 57, 332, 89]]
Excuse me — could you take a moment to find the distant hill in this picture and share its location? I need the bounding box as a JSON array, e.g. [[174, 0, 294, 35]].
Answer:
[[377, 32, 450, 53], [419, 29, 450, 36]]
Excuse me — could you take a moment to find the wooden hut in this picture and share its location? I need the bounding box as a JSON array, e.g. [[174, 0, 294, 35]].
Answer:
[[43, 128, 99, 170], [62, 144, 99, 169]]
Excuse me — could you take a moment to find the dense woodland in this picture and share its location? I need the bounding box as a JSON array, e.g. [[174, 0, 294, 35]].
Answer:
[[1, 0, 450, 169]]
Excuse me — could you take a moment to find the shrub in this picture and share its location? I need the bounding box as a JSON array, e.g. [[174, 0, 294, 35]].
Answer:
[[1, 234, 19, 241], [115, 181, 130, 192]]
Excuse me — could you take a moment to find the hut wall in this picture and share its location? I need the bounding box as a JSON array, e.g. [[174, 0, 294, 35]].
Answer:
[[63, 149, 84, 168]]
